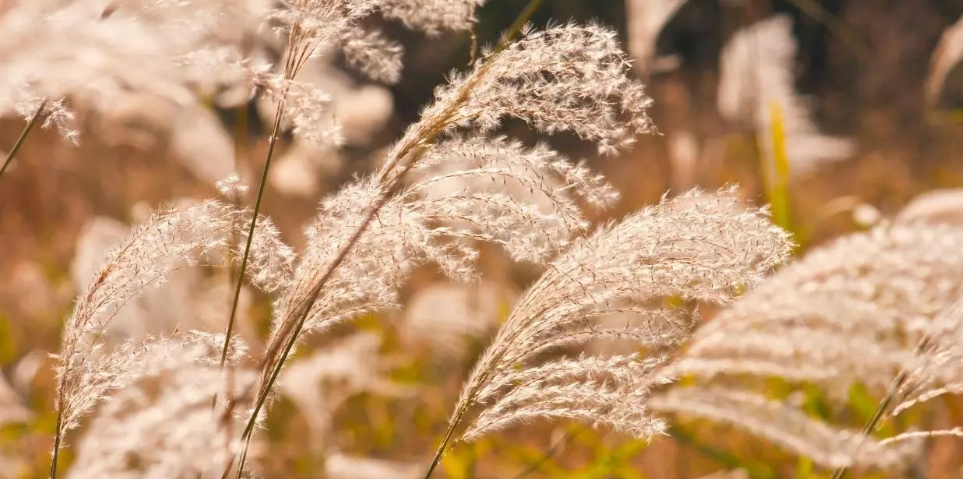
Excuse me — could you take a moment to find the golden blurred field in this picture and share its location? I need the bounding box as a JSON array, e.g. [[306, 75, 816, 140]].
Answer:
[[2, 1, 963, 478]]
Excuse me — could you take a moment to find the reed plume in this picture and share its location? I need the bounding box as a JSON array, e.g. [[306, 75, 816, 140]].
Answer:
[[925, 12, 963, 104], [68, 344, 256, 479], [718, 15, 854, 173], [422, 188, 792, 477], [50, 195, 293, 477], [655, 221, 963, 470]]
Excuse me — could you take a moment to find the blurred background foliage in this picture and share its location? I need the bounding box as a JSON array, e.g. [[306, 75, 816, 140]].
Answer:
[[2, 0, 963, 477]]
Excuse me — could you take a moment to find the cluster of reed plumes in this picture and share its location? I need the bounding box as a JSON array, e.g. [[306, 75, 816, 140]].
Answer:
[[4, 0, 963, 478]]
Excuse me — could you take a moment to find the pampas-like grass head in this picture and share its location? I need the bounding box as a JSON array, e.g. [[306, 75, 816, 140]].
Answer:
[[441, 188, 791, 447]]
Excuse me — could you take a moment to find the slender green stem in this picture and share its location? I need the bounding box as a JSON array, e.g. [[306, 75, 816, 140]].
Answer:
[[500, 0, 543, 48], [229, 164, 417, 479], [829, 371, 908, 479], [216, 102, 285, 479], [1, 99, 47, 183], [218, 100, 285, 369], [423, 413, 464, 479], [829, 338, 929, 479], [510, 426, 585, 479]]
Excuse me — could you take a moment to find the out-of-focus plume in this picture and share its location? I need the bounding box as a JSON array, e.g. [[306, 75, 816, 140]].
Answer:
[[925, 13, 963, 104], [323, 452, 419, 479], [625, 0, 687, 73], [70, 353, 256, 479], [380, 0, 487, 36], [169, 106, 237, 185], [718, 15, 854, 173], [269, 141, 342, 199], [279, 333, 409, 439], [896, 188, 963, 226], [649, 387, 919, 470], [0, 0, 264, 144], [0, 373, 31, 427], [655, 220, 963, 469]]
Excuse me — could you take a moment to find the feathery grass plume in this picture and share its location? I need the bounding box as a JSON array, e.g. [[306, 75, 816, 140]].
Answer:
[[70, 213, 262, 342], [264, 149, 606, 367], [220, 0, 450, 395], [655, 223, 963, 470], [925, 13, 963, 104], [0, 97, 50, 184], [341, 28, 405, 84], [250, 0, 503, 142], [0, 0, 255, 144], [13, 97, 78, 146], [218, 0, 462, 416], [51, 195, 294, 474], [409, 24, 656, 157], [69, 359, 256, 479], [59, 197, 293, 367], [56, 332, 245, 442], [895, 295, 963, 417], [0, 373, 31, 427], [824, 292, 963, 478], [410, 135, 620, 213], [417, 188, 790, 475], [677, 224, 963, 384], [70, 216, 195, 342], [264, 0, 400, 84], [625, 0, 687, 73], [245, 66, 343, 146], [649, 388, 918, 470], [896, 187, 963, 226], [380, 0, 486, 35], [718, 15, 853, 174]]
